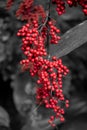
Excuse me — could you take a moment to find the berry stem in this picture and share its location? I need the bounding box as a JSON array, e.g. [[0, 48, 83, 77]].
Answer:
[[32, 101, 42, 113], [39, 11, 49, 33], [46, 0, 51, 57]]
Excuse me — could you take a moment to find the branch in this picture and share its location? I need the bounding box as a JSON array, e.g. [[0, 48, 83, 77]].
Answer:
[[46, 0, 51, 57]]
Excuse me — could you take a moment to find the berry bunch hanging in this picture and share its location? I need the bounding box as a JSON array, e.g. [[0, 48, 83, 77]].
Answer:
[[6, 0, 87, 127], [52, 0, 87, 15], [17, 19, 69, 126]]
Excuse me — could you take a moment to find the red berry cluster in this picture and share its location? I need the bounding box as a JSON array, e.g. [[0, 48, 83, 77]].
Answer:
[[48, 21, 61, 44], [7, 0, 87, 16], [6, 0, 14, 9], [18, 20, 47, 72], [17, 19, 69, 126], [52, 0, 87, 15], [67, 0, 87, 15], [17, 19, 61, 71], [36, 58, 69, 127], [52, 0, 65, 15]]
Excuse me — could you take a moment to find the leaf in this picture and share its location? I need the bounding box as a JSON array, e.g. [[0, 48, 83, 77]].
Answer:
[[50, 20, 87, 58], [0, 106, 10, 127]]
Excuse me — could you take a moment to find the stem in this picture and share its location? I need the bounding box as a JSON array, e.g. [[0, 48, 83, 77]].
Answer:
[[39, 11, 49, 33], [46, 0, 51, 57], [48, 0, 51, 15], [33, 103, 41, 112], [38, 0, 51, 57]]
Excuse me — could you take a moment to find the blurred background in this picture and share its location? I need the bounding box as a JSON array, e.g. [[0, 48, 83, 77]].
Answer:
[[0, 0, 87, 130]]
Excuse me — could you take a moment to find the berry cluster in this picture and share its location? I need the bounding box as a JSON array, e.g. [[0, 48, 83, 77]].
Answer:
[[6, 0, 14, 9], [52, 0, 65, 15], [52, 0, 87, 15], [17, 19, 69, 126], [17, 19, 61, 72], [7, 0, 87, 16], [48, 21, 61, 44], [7, 0, 46, 22], [36, 58, 69, 127]]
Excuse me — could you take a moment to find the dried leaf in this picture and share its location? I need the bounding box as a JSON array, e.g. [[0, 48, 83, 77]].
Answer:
[[50, 20, 87, 58]]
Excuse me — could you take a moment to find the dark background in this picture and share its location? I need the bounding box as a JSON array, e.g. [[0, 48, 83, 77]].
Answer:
[[0, 1, 87, 130]]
